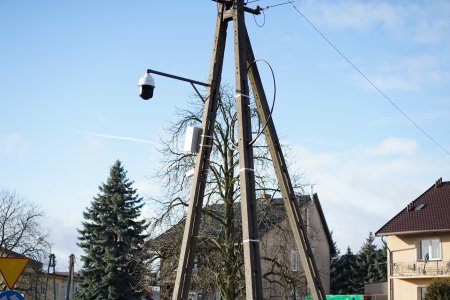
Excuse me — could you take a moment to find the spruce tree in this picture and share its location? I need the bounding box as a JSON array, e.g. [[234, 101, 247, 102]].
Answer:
[[343, 247, 361, 294], [78, 160, 148, 300], [375, 244, 387, 282], [356, 232, 378, 289], [330, 236, 342, 294], [331, 247, 360, 294]]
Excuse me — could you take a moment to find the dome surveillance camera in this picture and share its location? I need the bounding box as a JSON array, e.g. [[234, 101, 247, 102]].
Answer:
[[138, 72, 155, 100]]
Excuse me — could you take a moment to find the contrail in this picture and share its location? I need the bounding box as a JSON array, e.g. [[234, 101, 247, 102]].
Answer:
[[75, 131, 158, 145]]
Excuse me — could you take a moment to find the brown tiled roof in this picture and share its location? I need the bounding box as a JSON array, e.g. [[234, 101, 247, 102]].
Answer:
[[376, 179, 450, 236]]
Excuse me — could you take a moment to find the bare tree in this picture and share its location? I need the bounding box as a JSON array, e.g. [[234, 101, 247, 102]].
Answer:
[[0, 188, 49, 295], [146, 84, 309, 299]]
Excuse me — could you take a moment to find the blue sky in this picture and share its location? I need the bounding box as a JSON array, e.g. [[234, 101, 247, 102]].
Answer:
[[1, 1, 449, 271]]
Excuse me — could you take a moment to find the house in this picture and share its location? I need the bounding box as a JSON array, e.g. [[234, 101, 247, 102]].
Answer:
[[375, 178, 450, 300], [38, 271, 81, 300], [0, 248, 80, 300], [0, 248, 43, 298], [152, 193, 334, 299]]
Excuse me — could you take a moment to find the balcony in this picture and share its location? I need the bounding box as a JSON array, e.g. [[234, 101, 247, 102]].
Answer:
[[391, 260, 450, 277]]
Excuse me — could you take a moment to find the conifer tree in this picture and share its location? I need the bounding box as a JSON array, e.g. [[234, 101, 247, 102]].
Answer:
[[330, 237, 342, 294], [375, 244, 387, 282], [344, 247, 361, 294], [331, 246, 360, 294], [356, 232, 378, 290], [78, 160, 148, 300]]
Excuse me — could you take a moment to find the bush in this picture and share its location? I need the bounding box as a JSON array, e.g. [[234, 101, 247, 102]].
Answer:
[[425, 278, 450, 300]]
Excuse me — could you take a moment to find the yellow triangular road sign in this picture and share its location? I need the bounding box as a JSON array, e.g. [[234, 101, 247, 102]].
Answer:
[[0, 257, 29, 289]]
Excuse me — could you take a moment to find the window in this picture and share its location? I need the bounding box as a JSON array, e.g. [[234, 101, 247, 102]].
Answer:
[[291, 250, 300, 272], [188, 292, 203, 300], [40, 281, 46, 295], [291, 290, 301, 300], [193, 257, 199, 271], [418, 287, 427, 300], [414, 203, 426, 211], [420, 239, 441, 260]]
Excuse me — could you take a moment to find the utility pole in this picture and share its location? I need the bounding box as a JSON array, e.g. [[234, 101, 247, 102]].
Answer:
[[66, 254, 75, 300], [170, 1, 327, 299], [44, 254, 56, 300]]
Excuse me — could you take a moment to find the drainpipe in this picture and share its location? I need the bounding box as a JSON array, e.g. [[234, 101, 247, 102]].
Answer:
[[381, 236, 393, 300]]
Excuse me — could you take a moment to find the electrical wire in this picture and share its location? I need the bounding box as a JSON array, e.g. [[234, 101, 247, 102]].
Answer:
[[263, 0, 295, 10], [288, 2, 450, 157], [248, 59, 277, 146], [252, 1, 296, 28], [229, 59, 277, 148], [253, 9, 266, 27]]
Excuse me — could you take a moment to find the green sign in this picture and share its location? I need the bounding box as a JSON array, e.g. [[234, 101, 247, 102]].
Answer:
[[304, 295, 363, 300]]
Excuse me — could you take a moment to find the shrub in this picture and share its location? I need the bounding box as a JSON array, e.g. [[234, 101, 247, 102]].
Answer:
[[425, 278, 450, 300]]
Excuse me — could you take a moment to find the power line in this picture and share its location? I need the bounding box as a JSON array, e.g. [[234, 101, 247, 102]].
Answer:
[[287, 2, 450, 157], [265, 1, 295, 9]]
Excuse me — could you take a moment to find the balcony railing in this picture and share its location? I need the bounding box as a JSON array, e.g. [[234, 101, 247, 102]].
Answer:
[[391, 260, 450, 277]]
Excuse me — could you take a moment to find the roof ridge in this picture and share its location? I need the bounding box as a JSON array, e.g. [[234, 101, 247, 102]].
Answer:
[[376, 178, 450, 236]]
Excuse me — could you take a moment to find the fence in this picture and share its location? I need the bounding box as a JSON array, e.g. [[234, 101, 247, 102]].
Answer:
[[392, 260, 450, 277]]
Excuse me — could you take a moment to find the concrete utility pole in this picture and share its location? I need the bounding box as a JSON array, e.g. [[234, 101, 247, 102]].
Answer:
[[44, 254, 56, 300], [171, 1, 327, 299], [66, 254, 75, 300]]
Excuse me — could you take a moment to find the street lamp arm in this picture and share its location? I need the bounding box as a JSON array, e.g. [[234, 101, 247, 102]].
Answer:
[[146, 69, 209, 87]]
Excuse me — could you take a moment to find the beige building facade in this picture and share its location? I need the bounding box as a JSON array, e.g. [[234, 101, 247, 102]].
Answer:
[[155, 193, 333, 300], [376, 178, 450, 300], [38, 272, 80, 300], [259, 193, 333, 299]]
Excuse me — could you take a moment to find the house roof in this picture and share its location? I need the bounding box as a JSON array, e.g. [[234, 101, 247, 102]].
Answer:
[[376, 178, 450, 236], [312, 193, 335, 256], [52, 271, 80, 278], [152, 193, 335, 255], [151, 197, 288, 253], [1, 247, 43, 269]]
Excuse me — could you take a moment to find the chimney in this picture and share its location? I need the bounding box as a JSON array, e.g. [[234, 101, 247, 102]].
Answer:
[[259, 193, 271, 202], [435, 177, 443, 188], [406, 202, 414, 212]]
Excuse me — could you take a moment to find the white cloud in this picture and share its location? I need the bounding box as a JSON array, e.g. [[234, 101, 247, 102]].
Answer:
[[0, 133, 31, 154], [297, 2, 450, 92], [44, 212, 83, 272], [134, 179, 163, 222], [77, 134, 106, 164], [411, 4, 450, 45], [362, 137, 417, 157], [304, 1, 450, 45], [290, 137, 446, 251], [308, 1, 401, 32], [133, 179, 160, 198], [356, 55, 450, 92]]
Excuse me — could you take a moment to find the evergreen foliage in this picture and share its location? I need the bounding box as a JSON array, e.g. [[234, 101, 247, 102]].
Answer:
[[375, 244, 387, 282], [329, 235, 341, 294], [357, 232, 378, 286], [330, 247, 360, 294], [425, 278, 450, 300], [330, 232, 388, 295], [77, 160, 148, 300]]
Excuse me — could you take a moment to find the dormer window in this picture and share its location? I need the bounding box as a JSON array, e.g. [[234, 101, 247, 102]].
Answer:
[[414, 203, 426, 211]]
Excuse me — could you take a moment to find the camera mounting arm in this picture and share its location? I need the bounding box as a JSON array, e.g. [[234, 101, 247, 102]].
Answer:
[[141, 69, 210, 102]]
